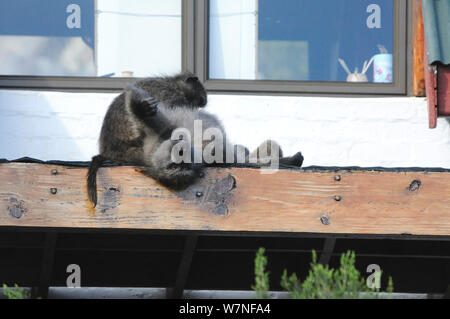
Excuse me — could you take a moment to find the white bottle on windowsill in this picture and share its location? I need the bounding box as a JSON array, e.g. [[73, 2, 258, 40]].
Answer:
[[373, 53, 393, 83]]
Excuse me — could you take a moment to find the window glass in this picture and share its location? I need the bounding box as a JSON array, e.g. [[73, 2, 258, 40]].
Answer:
[[0, 0, 181, 77], [209, 0, 394, 83]]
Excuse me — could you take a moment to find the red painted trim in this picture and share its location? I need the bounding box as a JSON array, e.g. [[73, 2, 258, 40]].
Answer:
[[424, 41, 438, 128], [437, 65, 450, 116]]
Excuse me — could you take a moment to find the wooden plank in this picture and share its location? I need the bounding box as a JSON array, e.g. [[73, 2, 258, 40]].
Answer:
[[413, 0, 426, 97], [0, 163, 449, 237]]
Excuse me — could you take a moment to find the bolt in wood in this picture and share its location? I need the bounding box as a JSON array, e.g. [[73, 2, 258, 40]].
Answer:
[[408, 180, 422, 192], [320, 216, 330, 225]]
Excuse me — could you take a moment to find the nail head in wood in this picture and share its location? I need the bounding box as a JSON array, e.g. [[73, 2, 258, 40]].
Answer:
[[334, 195, 342, 202], [196, 191, 204, 198], [50, 188, 58, 195], [320, 216, 330, 226], [408, 180, 422, 192], [51, 169, 58, 175], [334, 175, 341, 181]]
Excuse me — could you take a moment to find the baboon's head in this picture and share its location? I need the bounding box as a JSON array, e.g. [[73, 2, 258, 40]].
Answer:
[[135, 72, 208, 109], [175, 72, 208, 108]]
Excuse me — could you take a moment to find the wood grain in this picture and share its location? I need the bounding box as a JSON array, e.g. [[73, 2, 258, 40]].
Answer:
[[438, 65, 450, 116], [413, 0, 426, 97], [0, 163, 449, 237]]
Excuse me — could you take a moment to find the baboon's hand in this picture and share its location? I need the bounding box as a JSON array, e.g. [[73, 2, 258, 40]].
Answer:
[[140, 97, 158, 117]]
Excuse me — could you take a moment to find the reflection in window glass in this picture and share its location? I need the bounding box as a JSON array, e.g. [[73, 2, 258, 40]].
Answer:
[[209, 0, 394, 83], [0, 0, 181, 77]]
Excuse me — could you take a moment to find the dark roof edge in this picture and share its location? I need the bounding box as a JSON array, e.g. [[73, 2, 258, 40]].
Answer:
[[1, 157, 449, 173]]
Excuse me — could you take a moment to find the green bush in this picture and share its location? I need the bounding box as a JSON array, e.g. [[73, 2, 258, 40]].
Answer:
[[251, 247, 270, 299], [253, 248, 393, 299], [2, 284, 30, 299]]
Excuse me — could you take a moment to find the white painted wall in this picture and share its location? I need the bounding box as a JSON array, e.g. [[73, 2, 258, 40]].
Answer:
[[0, 89, 449, 168]]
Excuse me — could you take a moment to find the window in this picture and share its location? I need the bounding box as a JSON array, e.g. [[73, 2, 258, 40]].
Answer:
[[0, 0, 409, 94], [0, 0, 182, 88], [0, 0, 96, 77], [96, 0, 182, 78], [209, 0, 394, 83], [198, 0, 408, 94]]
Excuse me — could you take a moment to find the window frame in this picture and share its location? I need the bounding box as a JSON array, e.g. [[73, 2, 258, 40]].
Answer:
[[195, 0, 410, 95], [0, 0, 410, 95]]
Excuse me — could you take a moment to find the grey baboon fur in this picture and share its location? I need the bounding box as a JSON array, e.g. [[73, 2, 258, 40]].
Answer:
[[87, 72, 303, 207]]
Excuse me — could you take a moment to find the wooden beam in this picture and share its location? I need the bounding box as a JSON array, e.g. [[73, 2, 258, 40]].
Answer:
[[319, 238, 336, 266], [35, 233, 57, 299], [0, 163, 450, 237], [166, 235, 198, 299], [413, 0, 426, 97]]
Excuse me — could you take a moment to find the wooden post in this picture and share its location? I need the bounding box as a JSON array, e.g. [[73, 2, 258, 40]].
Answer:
[[319, 238, 336, 266], [166, 235, 198, 299], [413, 0, 426, 97], [34, 233, 57, 299]]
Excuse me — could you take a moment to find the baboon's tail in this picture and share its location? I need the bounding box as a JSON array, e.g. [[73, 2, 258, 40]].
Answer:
[[87, 155, 105, 207]]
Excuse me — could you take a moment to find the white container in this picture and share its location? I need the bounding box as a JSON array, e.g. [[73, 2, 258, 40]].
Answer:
[[373, 54, 393, 83]]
